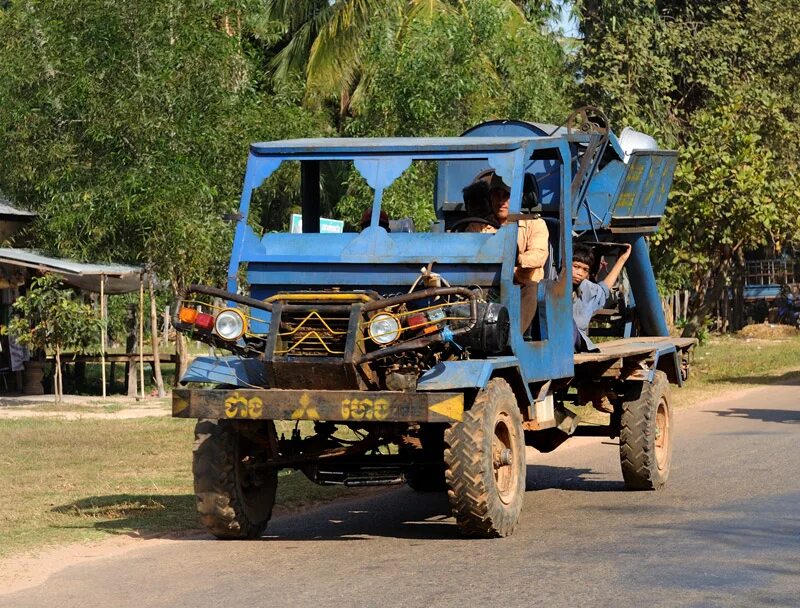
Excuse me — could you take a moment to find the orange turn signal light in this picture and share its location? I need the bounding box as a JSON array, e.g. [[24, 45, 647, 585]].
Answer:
[[179, 307, 198, 324]]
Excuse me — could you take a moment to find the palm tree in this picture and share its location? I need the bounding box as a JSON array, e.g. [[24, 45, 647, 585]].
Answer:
[[265, 0, 528, 113]]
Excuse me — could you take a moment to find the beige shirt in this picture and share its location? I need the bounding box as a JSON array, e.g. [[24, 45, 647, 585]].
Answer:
[[466, 217, 549, 283]]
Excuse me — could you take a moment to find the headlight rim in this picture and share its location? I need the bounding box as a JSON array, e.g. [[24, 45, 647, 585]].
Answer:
[[213, 308, 247, 341], [368, 312, 401, 345]]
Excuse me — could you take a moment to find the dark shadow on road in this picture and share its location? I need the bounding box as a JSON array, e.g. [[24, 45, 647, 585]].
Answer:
[[714, 370, 800, 386], [526, 465, 625, 492], [258, 464, 627, 542], [51, 462, 628, 543], [262, 490, 457, 541], [708, 408, 800, 424]]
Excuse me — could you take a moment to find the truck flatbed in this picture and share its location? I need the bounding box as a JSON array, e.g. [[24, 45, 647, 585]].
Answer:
[[573, 337, 696, 384], [574, 336, 696, 365]]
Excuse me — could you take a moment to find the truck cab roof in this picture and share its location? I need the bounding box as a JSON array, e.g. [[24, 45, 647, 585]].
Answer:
[[249, 136, 557, 157]]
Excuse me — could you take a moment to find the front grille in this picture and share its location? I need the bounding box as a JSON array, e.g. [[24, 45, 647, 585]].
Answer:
[[276, 309, 351, 357]]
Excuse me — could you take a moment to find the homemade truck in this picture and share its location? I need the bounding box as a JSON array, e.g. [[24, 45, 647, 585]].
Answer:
[[172, 108, 695, 538]]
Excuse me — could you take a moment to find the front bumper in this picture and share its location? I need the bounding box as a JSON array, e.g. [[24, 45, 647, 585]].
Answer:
[[172, 388, 464, 423]]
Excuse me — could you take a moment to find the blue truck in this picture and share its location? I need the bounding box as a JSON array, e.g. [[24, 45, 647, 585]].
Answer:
[[173, 109, 695, 538]]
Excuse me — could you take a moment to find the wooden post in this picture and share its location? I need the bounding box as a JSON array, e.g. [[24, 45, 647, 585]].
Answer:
[[162, 305, 169, 348], [174, 332, 188, 386], [125, 305, 137, 397], [301, 160, 321, 233], [54, 345, 62, 404], [138, 274, 145, 400], [149, 274, 166, 397], [100, 274, 107, 398]]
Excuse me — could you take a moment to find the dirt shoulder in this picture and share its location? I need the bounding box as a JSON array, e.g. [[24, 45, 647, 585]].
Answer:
[[0, 394, 170, 420]]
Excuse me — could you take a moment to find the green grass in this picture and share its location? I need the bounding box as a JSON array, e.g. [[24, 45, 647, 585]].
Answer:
[[0, 417, 358, 558], [673, 334, 800, 407]]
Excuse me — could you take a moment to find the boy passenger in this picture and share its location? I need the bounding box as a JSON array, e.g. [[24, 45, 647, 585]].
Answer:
[[572, 242, 632, 352]]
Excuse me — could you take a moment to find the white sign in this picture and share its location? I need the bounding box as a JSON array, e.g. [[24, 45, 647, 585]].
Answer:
[[290, 214, 344, 234]]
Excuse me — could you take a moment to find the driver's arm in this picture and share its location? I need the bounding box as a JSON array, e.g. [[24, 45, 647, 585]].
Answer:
[[516, 218, 549, 277]]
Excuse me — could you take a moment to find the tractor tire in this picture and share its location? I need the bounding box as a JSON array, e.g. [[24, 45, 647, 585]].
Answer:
[[444, 378, 526, 537], [193, 419, 278, 539], [619, 371, 673, 490], [403, 424, 447, 492]]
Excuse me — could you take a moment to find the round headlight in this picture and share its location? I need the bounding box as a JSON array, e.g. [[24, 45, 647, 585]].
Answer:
[[214, 309, 247, 341], [368, 313, 400, 345]]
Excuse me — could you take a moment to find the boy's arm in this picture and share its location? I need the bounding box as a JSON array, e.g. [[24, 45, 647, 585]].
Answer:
[[601, 243, 632, 289]]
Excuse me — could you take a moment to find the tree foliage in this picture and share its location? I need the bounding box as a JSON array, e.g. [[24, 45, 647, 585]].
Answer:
[[4, 0, 796, 342], [4, 274, 102, 402], [577, 0, 800, 334], [0, 0, 325, 289], [5, 274, 101, 354], [334, 0, 572, 228]]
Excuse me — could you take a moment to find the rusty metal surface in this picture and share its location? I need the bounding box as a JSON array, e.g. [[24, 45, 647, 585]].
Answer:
[[172, 388, 464, 423]]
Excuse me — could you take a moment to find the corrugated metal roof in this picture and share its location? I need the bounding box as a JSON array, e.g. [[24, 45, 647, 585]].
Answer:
[[0, 195, 36, 218], [250, 136, 543, 156], [0, 248, 143, 293]]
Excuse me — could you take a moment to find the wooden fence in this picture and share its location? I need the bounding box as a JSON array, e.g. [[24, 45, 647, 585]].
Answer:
[[661, 290, 690, 332]]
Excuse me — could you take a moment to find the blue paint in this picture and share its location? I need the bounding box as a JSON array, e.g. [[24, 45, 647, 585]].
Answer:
[[417, 358, 532, 404], [624, 235, 670, 337], [182, 356, 267, 387]]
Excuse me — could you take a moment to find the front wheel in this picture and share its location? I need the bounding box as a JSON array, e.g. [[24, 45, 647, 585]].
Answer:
[[619, 371, 673, 490], [444, 378, 526, 537], [193, 419, 278, 539]]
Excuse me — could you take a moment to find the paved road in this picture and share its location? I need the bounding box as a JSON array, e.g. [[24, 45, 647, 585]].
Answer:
[[3, 380, 799, 608]]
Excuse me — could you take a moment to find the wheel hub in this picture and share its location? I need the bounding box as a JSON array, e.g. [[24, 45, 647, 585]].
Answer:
[[497, 448, 513, 467], [492, 416, 518, 504]]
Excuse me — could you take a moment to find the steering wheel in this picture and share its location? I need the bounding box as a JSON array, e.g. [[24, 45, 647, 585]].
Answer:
[[449, 217, 500, 232]]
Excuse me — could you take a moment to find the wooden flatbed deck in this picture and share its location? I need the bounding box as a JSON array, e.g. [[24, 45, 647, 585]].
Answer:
[[574, 336, 696, 365]]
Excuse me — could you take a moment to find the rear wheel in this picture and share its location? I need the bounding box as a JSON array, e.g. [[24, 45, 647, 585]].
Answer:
[[619, 371, 673, 490], [193, 419, 278, 539], [444, 378, 525, 537]]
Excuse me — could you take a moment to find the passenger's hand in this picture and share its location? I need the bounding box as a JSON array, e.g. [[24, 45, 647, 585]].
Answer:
[[619, 243, 632, 262]]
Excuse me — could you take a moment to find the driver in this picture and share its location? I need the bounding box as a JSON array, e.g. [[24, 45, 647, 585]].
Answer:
[[466, 174, 549, 335]]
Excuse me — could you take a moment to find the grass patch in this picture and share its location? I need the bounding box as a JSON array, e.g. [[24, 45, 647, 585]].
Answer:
[[0, 417, 358, 559], [673, 334, 800, 407], [102, 403, 127, 414]]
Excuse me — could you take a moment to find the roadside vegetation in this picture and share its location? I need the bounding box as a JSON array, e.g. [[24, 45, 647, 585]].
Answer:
[[1, 332, 798, 559], [672, 332, 800, 408]]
